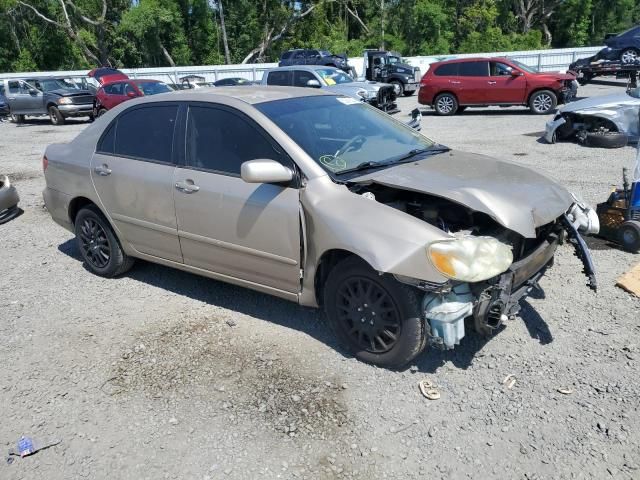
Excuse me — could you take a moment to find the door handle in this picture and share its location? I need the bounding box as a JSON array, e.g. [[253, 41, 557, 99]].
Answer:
[[8, 97, 15, 100], [175, 180, 200, 193], [487, 81, 497, 85], [449, 81, 461, 84], [94, 164, 112, 176]]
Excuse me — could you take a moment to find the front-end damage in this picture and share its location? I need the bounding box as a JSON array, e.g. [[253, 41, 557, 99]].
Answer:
[[345, 181, 599, 351]]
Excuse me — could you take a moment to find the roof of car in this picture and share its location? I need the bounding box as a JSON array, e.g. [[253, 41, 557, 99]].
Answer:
[[267, 65, 340, 72], [134, 86, 335, 105], [101, 78, 161, 86], [434, 56, 510, 65]]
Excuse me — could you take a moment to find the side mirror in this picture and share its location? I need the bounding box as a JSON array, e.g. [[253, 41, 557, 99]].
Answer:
[[241, 159, 293, 184], [28, 88, 38, 95], [126, 90, 137, 98], [511, 69, 522, 77], [306, 79, 321, 88]]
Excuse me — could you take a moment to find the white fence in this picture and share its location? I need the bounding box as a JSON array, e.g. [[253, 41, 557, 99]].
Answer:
[[0, 45, 604, 85]]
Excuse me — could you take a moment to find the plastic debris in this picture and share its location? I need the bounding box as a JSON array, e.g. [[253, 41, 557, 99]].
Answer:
[[6, 436, 61, 465], [418, 379, 441, 400], [502, 374, 517, 389], [557, 387, 574, 395]]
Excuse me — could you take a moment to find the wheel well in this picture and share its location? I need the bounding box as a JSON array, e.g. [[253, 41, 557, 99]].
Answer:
[[68, 197, 96, 224], [46, 102, 58, 110], [314, 249, 363, 306], [433, 91, 457, 105], [527, 88, 557, 104]]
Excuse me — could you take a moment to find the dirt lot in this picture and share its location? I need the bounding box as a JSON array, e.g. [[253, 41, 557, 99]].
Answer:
[[1, 82, 639, 480]]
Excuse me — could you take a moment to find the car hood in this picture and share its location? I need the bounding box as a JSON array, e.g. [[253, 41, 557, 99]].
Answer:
[[349, 150, 573, 238], [532, 72, 576, 81], [48, 88, 93, 97], [559, 92, 640, 113], [326, 81, 390, 93]]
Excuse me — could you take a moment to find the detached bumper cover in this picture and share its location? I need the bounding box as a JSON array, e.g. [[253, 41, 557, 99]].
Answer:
[[0, 175, 20, 224]]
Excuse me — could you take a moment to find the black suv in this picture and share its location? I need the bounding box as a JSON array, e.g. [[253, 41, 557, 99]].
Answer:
[[279, 49, 353, 75], [604, 25, 640, 64]]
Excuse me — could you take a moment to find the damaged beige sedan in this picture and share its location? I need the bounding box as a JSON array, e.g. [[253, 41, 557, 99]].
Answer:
[[43, 87, 599, 368]]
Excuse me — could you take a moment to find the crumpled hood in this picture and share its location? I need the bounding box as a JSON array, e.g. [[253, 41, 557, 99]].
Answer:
[[533, 72, 576, 81], [350, 150, 574, 238], [559, 92, 640, 113]]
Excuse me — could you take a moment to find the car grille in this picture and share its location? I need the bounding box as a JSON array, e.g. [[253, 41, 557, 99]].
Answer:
[[69, 95, 94, 105]]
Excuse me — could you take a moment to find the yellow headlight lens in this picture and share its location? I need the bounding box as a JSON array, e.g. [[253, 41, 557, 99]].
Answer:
[[427, 236, 513, 282]]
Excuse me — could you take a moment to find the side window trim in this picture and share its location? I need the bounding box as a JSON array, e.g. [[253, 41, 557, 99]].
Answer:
[[183, 102, 299, 188]]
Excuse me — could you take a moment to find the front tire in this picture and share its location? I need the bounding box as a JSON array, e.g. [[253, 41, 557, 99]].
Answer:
[[323, 256, 426, 368], [11, 114, 25, 124], [48, 106, 65, 125], [621, 48, 639, 64], [433, 93, 458, 116], [389, 80, 404, 96], [74, 206, 134, 277], [584, 131, 627, 148], [529, 90, 557, 114], [619, 221, 640, 252]]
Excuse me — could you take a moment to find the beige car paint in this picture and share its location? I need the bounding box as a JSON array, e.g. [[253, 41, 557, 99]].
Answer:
[[43, 86, 576, 308]]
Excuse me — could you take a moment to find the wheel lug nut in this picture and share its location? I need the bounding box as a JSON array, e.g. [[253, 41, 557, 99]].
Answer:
[[357, 307, 362, 312], [361, 318, 365, 323], [364, 303, 368, 308], [369, 320, 374, 325]]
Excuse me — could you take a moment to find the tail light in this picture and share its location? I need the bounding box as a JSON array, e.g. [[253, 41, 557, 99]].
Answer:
[[42, 154, 49, 172]]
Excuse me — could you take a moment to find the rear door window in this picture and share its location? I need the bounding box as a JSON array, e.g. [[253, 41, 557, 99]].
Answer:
[[458, 61, 489, 77], [267, 71, 291, 86], [114, 104, 178, 163], [8, 81, 21, 94], [434, 63, 458, 76]]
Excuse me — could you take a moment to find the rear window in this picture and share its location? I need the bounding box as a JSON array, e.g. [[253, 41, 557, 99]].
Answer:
[[114, 105, 178, 163], [434, 63, 458, 76], [458, 61, 489, 76], [267, 71, 291, 86]]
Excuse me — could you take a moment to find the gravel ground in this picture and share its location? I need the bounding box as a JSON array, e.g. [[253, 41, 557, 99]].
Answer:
[[1, 82, 639, 480]]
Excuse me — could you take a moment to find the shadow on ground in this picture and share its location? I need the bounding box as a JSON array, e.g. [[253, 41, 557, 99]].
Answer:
[[58, 238, 554, 373]]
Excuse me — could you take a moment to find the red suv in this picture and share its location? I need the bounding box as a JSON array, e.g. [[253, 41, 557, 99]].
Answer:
[[418, 57, 577, 115], [94, 79, 173, 117]]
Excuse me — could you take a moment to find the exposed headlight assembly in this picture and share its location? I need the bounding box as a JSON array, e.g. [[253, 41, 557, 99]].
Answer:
[[355, 88, 369, 100], [57, 97, 73, 105], [427, 236, 513, 282]]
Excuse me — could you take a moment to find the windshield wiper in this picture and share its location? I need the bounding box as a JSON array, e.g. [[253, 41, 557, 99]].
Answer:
[[335, 161, 383, 175]]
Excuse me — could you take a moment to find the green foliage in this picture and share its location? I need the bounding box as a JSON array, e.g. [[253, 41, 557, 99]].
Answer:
[[0, 0, 636, 72]]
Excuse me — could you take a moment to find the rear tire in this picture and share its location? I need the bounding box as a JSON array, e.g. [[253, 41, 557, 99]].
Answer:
[[433, 93, 458, 116], [619, 221, 640, 252], [74, 205, 134, 277], [529, 90, 557, 114], [11, 114, 25, 124], [323, 256, 426, 369], [585, 131, 627, 148], [48, 106, 65, 125]]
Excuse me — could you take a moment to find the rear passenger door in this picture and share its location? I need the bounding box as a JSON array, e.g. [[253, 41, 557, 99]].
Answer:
[[266, 71, 292, 86], [456, 61, 490, 104], [173, 103, 301, 293], [91, 103, 183, 262]]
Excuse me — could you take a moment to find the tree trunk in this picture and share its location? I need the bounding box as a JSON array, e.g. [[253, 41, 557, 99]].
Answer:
[[161, 44, 176, 67], [218, 0, 231, 64]]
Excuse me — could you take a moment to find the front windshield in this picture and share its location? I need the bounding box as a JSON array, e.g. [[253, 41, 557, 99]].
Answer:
[[509, 60, 538, 74], [619, 26, 640, 37], [136, 82, 173, 95], [316, 68, 354, 86], [32, 78, 77, 91], [388, 56, 401, 64], [256, 96, 438, 175]]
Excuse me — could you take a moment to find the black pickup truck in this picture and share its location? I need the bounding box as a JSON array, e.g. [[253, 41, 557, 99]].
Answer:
[[279, 49, 355, 76]]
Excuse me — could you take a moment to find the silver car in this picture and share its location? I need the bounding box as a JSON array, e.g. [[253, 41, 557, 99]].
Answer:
[[43, 87, 598, 368], [262, 65, 398, 113], [545, 87, 640, 146]]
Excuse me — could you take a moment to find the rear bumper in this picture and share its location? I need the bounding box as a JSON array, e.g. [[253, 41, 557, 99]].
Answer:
[[58, 104, 93, 118], [43, 186, 74, 232]]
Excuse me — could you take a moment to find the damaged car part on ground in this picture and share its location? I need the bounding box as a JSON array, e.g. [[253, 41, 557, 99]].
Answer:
[[42, 87, 599, 369], [0, 175, 20, 225], [545, 86, 640, 148]]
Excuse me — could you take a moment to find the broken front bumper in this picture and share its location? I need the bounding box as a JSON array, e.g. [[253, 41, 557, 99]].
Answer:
[[0, 175, 20, 225], [424, 206, 598, 349], [544, 116, 567, 143]]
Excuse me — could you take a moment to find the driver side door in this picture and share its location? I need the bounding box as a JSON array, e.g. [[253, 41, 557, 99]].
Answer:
[[6, 80, 43, 114], [173, 103, 302, 294]]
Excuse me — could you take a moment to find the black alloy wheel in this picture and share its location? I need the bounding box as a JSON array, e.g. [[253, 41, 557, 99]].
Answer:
[[78, 216, 111, 269], [335, 276, 402, 354]]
